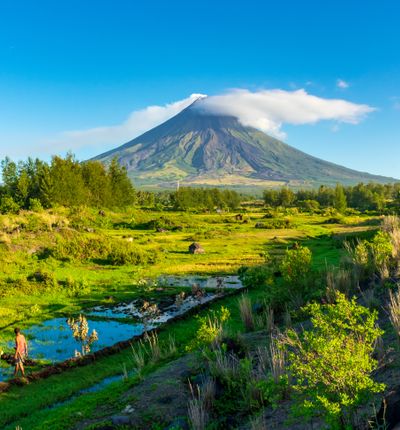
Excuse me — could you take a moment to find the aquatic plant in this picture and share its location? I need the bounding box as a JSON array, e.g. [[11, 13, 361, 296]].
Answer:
[[67, 314, 98, 357], [140, 301, 160, 329]]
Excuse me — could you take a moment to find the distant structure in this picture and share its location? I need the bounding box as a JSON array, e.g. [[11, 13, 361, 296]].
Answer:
[[189, 242, 205, 254]]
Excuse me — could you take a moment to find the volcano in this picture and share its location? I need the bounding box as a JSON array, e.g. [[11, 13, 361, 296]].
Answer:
[[93, 100, 394, 188]]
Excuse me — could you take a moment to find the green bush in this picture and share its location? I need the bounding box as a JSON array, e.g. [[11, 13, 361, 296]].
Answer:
[[27, 269, 58, 288], [52, 232, 159, 266], [63, 277, 90, 297], [0, 196, 20, 214], [29, 198, 43, 212], [256, 219, 293, 229], [107, 241, 159, 266], [285, 293, 384, 428], [239, 265, 273, 290], [347, 231, 394, 281], [186, 306, 230, 351], [280, 246, 312, 285], [52, 233, 111, 261]]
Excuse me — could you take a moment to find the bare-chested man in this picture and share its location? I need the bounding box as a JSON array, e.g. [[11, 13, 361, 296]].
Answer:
[[14, 327, 28, 377]]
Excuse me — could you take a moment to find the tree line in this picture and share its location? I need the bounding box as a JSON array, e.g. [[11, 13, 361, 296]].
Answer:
[[169, 187, 241, 211], [1, 153, 397, 214], [0, 154, 135, 212], [0, 155, 242, 213], [263, 182, 400, 213]]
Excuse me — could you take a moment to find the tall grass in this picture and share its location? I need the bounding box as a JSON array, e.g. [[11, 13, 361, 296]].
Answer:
[[130, 332, 177, 378], [382, 215, 400, 234], [239, 294, 255, 332], [388, 287, 400, 343], [131, 343, 146, 378], [326, 267, 353, 302], [268, 334, 286, 384], [250, 415, 267, 430], [207, 347, 239, 382], [383, 216, 400, 275], [254, 302, 274, 332], [188, 381, 208, 430]]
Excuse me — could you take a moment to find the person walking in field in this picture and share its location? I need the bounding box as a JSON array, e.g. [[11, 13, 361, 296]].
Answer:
[[14, 327, 28, 377]]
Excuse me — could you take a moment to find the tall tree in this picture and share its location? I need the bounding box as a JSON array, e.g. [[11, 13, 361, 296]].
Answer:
[[334, 183, 347, 213]]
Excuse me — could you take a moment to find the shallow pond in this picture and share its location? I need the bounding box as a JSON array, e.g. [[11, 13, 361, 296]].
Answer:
[[0, 275, 244, 382], [0, 318, 143, 381]]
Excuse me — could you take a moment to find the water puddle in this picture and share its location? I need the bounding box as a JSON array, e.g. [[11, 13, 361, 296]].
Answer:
[[158, 275, 243, 289], [88, 292, 216, 322], [50, 373, 125, 410]]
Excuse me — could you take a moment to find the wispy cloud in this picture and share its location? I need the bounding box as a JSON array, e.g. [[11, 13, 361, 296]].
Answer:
[[47, 88, 374, 153], [336, 79, 350, 89], [46, 93, 206, 152]]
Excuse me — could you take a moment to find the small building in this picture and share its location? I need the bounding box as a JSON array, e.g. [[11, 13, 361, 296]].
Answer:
[[189, 242, 205, 254]]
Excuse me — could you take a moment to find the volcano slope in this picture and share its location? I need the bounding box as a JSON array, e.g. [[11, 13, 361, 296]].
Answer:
[[93, 101, 394, 188]]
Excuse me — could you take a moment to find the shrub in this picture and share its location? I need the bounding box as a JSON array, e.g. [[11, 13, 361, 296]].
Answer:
[[284, 293, 385, 428], [346, 231, 394, 281], [239, 265, 273, 290], [299, 200, 320, 213], [255, 219, 293, 229], [187, 307, 230, 351], [27, 269, 58, 290], [107, 240, 159, 266], [0, 196, 20, 214], [29, 198, 43, 212], [369, 231, 393, 278], [63, 277, 90, 297], [51, 232, 159, 266], [205, 345, 287, 416], [52, 233, 111, 261], [280, 246, 312, 285]]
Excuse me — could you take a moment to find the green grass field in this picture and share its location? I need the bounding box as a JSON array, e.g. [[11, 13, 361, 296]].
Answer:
[[0, 206, 380, 429]]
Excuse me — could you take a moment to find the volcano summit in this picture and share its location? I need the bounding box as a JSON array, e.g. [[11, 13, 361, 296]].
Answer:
[[93, 99, 394, 188]]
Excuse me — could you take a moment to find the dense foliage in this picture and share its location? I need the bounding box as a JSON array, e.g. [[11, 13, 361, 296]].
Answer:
[[264, 182, 400, 212], [170, 187, 241, 211], [0, 155, 135, 211], [285, 293, 384, 429]]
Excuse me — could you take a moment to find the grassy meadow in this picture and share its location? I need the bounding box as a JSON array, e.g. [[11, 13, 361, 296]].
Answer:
[[0, 206, 376, 337], [0, 204, 389, 429]]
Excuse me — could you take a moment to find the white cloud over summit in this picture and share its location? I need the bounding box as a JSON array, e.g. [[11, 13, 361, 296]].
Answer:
[[53, 88, 374, 152], [196, 88, 373, 139]]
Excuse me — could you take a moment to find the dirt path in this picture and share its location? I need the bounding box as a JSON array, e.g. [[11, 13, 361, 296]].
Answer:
[[74, 353, 201, 429]]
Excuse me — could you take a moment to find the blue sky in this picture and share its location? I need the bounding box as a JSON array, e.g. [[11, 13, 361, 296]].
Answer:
[[0, 0, 399, 178]]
